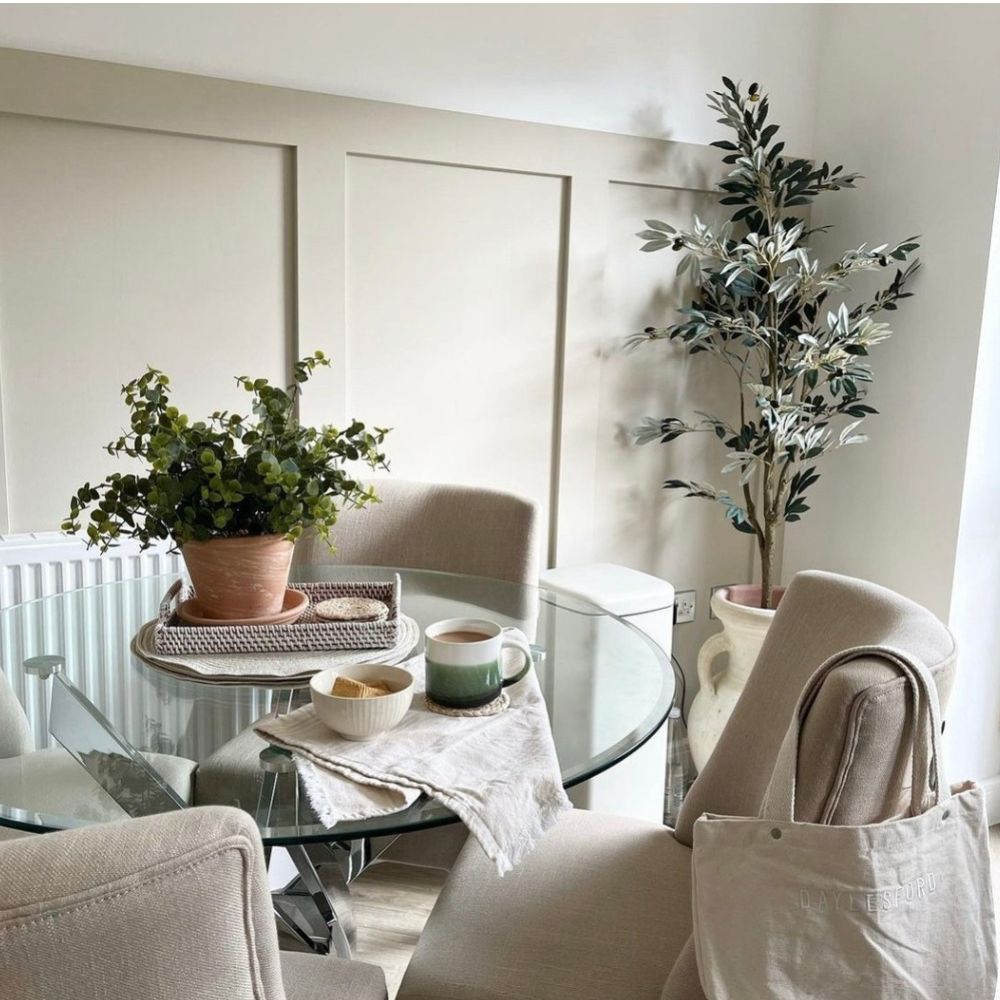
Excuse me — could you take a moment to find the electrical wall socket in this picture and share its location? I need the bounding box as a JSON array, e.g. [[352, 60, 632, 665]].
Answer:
[[674, 590, 696, 624]]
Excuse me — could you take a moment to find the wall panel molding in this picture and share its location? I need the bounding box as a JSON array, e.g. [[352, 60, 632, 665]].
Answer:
[[0, 43, 751, 661]]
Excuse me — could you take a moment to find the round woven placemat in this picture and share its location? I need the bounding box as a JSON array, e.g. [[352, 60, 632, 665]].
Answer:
[[424, 692, 509, 718]]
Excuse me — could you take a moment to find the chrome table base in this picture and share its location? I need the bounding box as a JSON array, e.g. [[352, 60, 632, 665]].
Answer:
[[267, 839, 381, 958], [257, 737, 381, 959]]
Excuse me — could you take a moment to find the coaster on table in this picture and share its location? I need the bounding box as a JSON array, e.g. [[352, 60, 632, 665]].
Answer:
[[313, 597, 389, 622], [424, 692, 510, 718]]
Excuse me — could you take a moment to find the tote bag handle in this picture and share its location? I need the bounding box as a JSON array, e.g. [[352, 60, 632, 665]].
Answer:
[[761, 645, 945, 822]]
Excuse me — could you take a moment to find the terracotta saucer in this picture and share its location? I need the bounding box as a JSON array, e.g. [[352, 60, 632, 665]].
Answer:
[[176, 588, 309, 627]]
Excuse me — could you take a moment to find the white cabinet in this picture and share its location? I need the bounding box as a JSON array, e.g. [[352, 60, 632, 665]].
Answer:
[[540, 563, 674, 823]]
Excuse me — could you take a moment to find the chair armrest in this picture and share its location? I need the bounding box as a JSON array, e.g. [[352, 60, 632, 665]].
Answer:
[[0, 806, 286, 1000]]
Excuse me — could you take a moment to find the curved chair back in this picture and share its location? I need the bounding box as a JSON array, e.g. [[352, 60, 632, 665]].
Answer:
[[0, 806, 287, 1000], [293, 479, 542, 585], [0, 669, 32, 759], [675, 570, 956, 845]]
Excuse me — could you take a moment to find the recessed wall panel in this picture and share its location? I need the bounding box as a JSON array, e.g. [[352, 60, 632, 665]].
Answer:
[[597, 181, 755, 676], [0, 115, 292, 532], [345, 155, 563, 550]]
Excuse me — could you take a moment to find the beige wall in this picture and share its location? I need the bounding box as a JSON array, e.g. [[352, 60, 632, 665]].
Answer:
[[344, 155, 564, 557], [596, 181, 756, 672], [0, 114, 293, 532], [0, 47, 762, 676], [0, 5, 823, 146], [781, 5, 1000, 786], [5, 16, 999, 781]]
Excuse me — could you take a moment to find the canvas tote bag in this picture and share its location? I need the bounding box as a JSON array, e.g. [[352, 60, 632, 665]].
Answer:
[[692, 645, 998, 1000]]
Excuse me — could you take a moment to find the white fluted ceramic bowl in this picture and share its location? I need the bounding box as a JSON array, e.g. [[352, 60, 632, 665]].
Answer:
[[310, 664, 414, 741]]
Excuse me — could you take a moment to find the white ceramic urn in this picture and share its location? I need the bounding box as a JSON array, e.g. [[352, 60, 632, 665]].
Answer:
[[687, 584, 785, 771]]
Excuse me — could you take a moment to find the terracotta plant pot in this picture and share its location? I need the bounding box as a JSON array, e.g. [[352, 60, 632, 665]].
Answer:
[[181, 534, 294, 620], [687, 583, 786, 771]]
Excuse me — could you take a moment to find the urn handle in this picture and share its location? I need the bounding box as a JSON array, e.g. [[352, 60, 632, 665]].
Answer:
[[697, 631, 731, 694]]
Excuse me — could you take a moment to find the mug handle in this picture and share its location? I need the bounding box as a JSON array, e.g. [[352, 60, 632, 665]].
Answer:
[[500, 628, 533, 687]]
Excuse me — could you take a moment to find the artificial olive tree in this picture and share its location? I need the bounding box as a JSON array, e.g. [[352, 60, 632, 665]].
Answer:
[[633, 78, 920, 608]]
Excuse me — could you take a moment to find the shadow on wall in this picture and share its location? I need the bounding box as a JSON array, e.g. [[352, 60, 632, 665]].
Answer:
[[627, 100, 716, 189], [629, 102, 675, 172], [592, 112, 757, 698]]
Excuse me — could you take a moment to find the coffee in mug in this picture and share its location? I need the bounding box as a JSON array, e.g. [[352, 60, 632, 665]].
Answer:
[[424, 617, 532, 709], [434, 630, 492, 644]]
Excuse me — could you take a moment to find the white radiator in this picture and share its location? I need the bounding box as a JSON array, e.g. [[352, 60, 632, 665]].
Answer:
[[0, 532, 181, 609], [0, 532, 271, 764]]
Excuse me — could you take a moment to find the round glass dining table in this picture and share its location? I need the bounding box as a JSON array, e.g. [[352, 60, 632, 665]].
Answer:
[[0, 565, 674, 845]]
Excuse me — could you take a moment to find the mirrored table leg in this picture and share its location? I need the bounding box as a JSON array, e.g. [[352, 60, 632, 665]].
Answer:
[[256, 745, 354, 958], [255, 746, 298, 827], [283, 843, 353, 958]]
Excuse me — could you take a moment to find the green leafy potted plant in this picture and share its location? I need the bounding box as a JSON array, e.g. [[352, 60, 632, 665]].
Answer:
[[62, 353, 388, 621], [631, 78, 920, 767]]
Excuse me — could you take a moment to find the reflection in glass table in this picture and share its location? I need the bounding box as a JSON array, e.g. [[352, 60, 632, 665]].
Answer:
[[0, 565, 673, 954]]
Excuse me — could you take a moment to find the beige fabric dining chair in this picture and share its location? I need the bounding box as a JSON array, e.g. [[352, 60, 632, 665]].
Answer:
[[395, 570, 957, 1000], [0, 666, 33, 759], [292, 478, 542, 585], [0, 805, 387, 1000], [0, 668, 32, 842], [197, 480, 541, 866]]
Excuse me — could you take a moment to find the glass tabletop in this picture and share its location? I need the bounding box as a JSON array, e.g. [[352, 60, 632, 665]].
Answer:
[[0, 566, 673, 844]]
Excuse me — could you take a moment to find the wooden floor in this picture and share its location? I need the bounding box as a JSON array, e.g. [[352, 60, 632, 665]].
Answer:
[[352, 861, 447, 998]]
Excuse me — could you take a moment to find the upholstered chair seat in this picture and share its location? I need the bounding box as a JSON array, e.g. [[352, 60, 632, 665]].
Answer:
[[0, 666, 195, 838], [0, 745, 195, 821], [398, 810, 692, 1000]]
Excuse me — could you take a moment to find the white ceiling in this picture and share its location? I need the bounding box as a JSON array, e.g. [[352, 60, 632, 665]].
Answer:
[[0, 4, 822, 148]]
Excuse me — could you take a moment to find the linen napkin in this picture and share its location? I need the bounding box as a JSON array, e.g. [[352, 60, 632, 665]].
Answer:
[[254, 652, 572, 874]]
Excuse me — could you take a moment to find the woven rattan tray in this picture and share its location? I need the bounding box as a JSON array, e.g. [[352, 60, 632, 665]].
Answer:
[[153, 577, 402, 655]]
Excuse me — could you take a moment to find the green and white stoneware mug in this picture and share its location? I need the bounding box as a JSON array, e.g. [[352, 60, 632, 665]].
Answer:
[[424, 617, 533, 709]]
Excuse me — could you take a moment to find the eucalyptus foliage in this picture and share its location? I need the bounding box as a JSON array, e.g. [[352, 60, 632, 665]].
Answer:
[[631, 78, 920, 608], [63, 353, 389, 551]]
